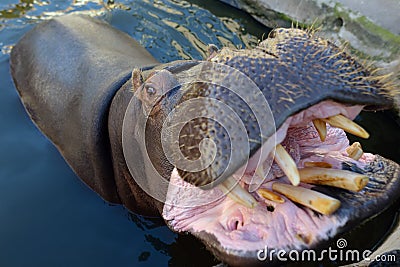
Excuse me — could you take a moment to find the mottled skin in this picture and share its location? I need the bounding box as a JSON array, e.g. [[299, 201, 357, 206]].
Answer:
[[10, 14, 400, 266], [176, 28, 395, 186]]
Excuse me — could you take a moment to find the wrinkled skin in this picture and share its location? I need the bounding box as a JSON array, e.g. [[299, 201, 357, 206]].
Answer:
[[10, 14, 400, 266], [173, 28, 395, 186]]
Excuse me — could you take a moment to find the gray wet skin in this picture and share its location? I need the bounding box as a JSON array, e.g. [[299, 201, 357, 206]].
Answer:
[[10, 14, 400, 266]]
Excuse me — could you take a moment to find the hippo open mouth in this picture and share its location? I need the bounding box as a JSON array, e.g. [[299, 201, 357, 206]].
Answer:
[[162, 102, 399, 260], [159, 29, 400, 265], [9, 14, 399, 266]]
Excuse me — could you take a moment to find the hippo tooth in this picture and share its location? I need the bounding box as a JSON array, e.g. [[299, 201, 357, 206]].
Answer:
[[272, 182, 341, 215], [303, 161, 332, 168], [299, 167, 369, 192], [255, 165, 265, 179], [322, 114, 370, 139], [257, 188, 285, 204], [219, 177, 258, 208], [274, 144, 300, 186], [312, 119, 327, 142], [346, 142, 364, 160]]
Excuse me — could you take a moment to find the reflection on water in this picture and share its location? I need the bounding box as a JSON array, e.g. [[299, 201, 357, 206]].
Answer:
[[102, 0, 260, 62], [0, 1, 399, 267], [0, 0, 266, 61], [0, 0, 34, 19]]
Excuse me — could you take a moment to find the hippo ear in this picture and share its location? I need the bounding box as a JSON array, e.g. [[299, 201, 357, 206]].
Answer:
[[206, 44, 219, 60], [131, 68, 144, 91]]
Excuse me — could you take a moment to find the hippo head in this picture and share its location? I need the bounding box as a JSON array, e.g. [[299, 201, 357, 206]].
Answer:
[[124, 28, 400, 265], [8, 13, 399, 265]]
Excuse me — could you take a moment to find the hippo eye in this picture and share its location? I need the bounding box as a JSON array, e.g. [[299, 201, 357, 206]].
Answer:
[[146, 86, 156, 96]]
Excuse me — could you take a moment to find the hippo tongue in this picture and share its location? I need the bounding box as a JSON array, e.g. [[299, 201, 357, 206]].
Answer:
[[161, 101, 400, 254]]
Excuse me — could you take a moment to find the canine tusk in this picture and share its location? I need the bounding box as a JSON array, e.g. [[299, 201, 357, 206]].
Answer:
[[274, 144, 300, 186], [272, 182, 341, 215], [312, 119, 327, 142], [299, 167, 369, 192], [322, 114, 369, 139], [219, 177, 258, 208]]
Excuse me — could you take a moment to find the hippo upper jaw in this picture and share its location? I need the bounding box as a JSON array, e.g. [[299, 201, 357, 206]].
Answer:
[[154, 28, 400, 265]]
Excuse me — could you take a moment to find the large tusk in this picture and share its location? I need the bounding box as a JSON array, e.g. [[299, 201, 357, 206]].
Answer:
[[219, 177, 258, 208], [272, 182, 341, 215], [299, 167, 369, 192], [274, 144, 300, 186], [322, 114, 369, 139], [346, 142, 364, 160], [257, 188, 285, 203], [312, 119, 327, 142]]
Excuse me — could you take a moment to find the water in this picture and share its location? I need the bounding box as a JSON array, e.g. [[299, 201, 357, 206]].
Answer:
[[0, 1, 398, 266]]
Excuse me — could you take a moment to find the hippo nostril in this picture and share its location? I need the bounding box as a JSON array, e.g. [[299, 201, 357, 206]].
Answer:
[[227, 215, 244, 231], [232, 219, 243, 231], [234, 220, 239, 229]]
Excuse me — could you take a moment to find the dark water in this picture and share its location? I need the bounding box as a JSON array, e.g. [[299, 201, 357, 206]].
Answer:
[[0, 1, 398, 267]]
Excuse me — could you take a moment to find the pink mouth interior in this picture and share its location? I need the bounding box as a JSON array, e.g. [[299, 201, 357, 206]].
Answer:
[[162, 100, 376, 251]]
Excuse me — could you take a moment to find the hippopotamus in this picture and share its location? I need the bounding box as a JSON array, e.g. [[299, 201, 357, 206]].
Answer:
[[10, 14, 400, 266]]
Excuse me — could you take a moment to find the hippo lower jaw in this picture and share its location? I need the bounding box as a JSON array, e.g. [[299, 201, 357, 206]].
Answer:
[[162, 100, 400, 265]]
